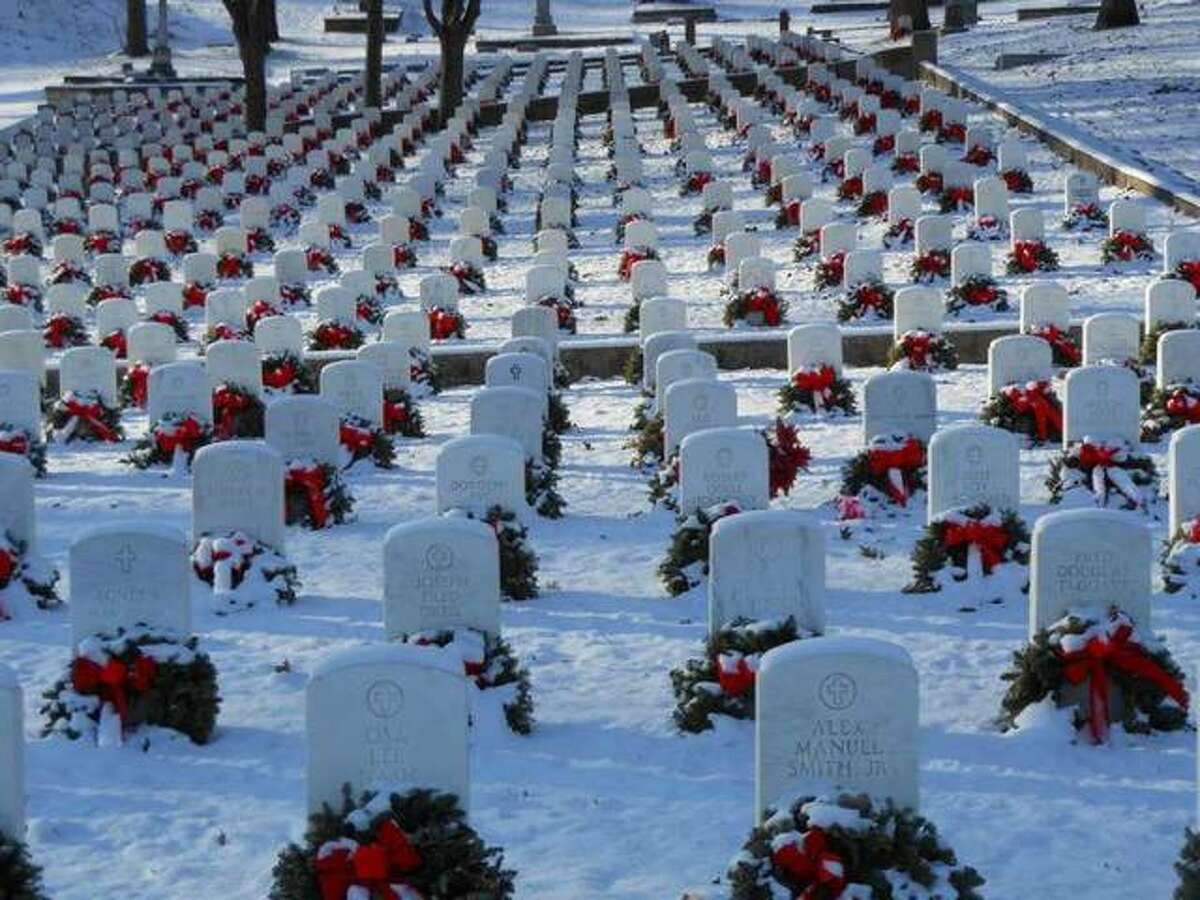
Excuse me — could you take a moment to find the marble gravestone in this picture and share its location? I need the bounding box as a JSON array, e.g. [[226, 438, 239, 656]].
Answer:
[[0, 454, 34, 551], [0, 370, 40, 435], [755, 637, 919, 820], [382, 518, 501, 639], [265, 395, 340, 466], [306, 645, 468, 813], [470, 386, 544, 462], [664, 378, 738, 457], [927, 424, 1020, 518], [69, 525, 191, 645], [436, 435, 525, 517], [1170, 426, 1200, 536], [678, 426, 768, 517], [148, 361, 212, 426], [862, 371, 937, 443], [987, 335, 1053, 395], [1062, 365, 1140, 448], [192, 441, 286, 550], [709, 509, 826, 635]]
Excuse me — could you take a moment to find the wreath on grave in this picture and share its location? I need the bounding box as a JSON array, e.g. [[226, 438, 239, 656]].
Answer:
[[883, 217, 914, 250], [4, 282, 42, 312], [813, 252, 845, 291], [48, 259, 91, 286], [270, 203, 302, 234], [40, 625, 220, 745], [353, 291, 384, 328], [792, 230, 820, 262], [0, 532, 60, 615], [163, 230, 198, 258], [980, 380, 1063, 446], [212, 383, 265, 441], [205, 321, 249, 345], [998, 608, 1188, 743], [963, 144, 994, 167], [339, 416, 395, 469], [99, 329, 128, 359], [407, 628, 535, 735], [765, 418, 812, 497], [839, 434, 927, 513], [918, 109, 943, 134], [0, 830, 48, 899], [836, 175, 864, 202], [1025, 324, 1079, 368], [409, 348, 440, 395], [1062, 202, 1107, 232], [694, 206, 718, 235], [344, 201, 371, 226], [1140, 322, 1192, 365], [915, 170, 943, 195], [84, 230, 120, 256], [383, 387, 425, 439], [428, 306, 467, 341], [446, 261, 486, 296], [618, 246, 658, 282], [262, 351, 318, 394], [887, 330, 959, 372], [304, 245, 340, 276], [308, 320, 366, 351], [775, 199, 803, 230], [216, 252, 253, 281], [1001, 167, 1033, 194], [129, 257, 171, 286], [192, 531, 300, 609], [285, 460, 355, 529], [873, 133, 896, 156], [1177, 830, 1200, 899], [389, 240, 418, 271], [147, 309, 190, 342], [658, 501, 743, 596], [965, 215, 1005, 242], [1045, 438, 1157, 510], [1006, 240, 1060, 274], [627, 402, 664, 472], [269, 786, 516, 900], [670, 616, 807, 734], [1099, 233, 1155, 271], [778, 365, 857, 417], [724, 286, 788, 329], [246, 299, 281, 333], [182, 280, 211, 310], [909, 248, 951, 283], [939, 186, 974, 214], [279, 282, 312, 308], [905, 505, 1029, 594], [3, 232, 42, 258], [246, 227, 275, 255], [893, 151, 920, 175], [938, 122, 967, 145], [728, 793, 986, 900], [857, 190, 889, 220], [1141, 383, 1200, 443], [836, 280, 894, 323], [621, 346, 643, 387], [526, 429, 565, 519], [125, 413, 212, 470], [46, 390, 124, 444], [0, 423, 48, 477], [537, 294, 580, 335], [1161, 518, 1200, 597], [326, 224, 353, 252], [946, 276, 1009, 316]]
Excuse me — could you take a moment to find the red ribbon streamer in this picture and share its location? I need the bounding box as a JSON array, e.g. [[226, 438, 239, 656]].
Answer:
[[63, 398, 119, 442], [71, 655, 158, 729], [340, 422, 375, 457], [286, 465, 329, 528], [1002, 382, 1062, 442], [212, 387, 251, 440], [772, 828, 848, 899], [154, 416, 205, 458], [942, 519, 1010, 572], [314, 819, 422, 900], [866, 438, 925, 506]]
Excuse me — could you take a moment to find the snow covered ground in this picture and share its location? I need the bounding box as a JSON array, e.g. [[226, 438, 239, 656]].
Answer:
[[1, 2, 1199, 898]]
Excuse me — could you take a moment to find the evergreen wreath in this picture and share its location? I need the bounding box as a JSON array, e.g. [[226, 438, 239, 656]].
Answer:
[[309, 320, 366, 351], [1173, 262, 1200, 295], [622, 347, 643, 387], [40, 625, 220, 745], [428, 306, 467, 341], [1161, 518, 1200, 597], [2, 232, 42, 257], [658, 501, 743, 596], [383, 387, 425, 438], [1175, 829, 1200, 900], [182, 280, 212, 310], [998, 609, 1188, 743], [946, 276, 1009, 316], [547, 392, 571, 436], [728, 793, 985, 900], [905, 505, 1029, 593], [269, 786, 516, 900], [212, 383, 265, 440], [0, 425, 48, 476], [724, 286, 788, 328], [526, 438, 565, 519], [339, 416, 395, 469], [1006, 240, 1060, 274], [1062, 203, 1108, 232], [764, 418, 811, 497], [627, 404, 664, 471], [86, 283, 132, 307], [882, 217, 914, 249], [839, 434, 927, 513], [813, 252, 846, 291], [1142, 383, 1200, 443], [125, 414, 212, 470], [192, 531, 300, 610], [670, 616, 806, 733], [1101, 230, 1154, 265], [285, 461, 355, 529], [409, 347, 440, 395], [262, 351, 319, 394], [146, 309, 190, 342], [837, 175, 864, 202], [618, 246, 658, 282], [446, 261, 486, 295], [938, 185, 974, 213], [354, 291, 384, 328], [964, 215, 1005, 242], [892, 151, 921, 174], [836, 280, 894, 323], [775, 199, 802, 230], [856, 190, 888, 220], [909, 249, 950, 283], [205, 322, 249, 345], [48, 259, 90, 285], [0, 532, 60, 615], [887, 330, 959, 372], [46, 390, 124, 444], [536, 294, 579, 335], [407, 627, 535, 735], [1045, 438, 1157, 510], [0, 830, 48, 899], [1029, 324, 1080, 367], [792, 230, 820, 262], [128, 256, 172, 286], [1139, 322, 1190, 365], [915, 170, 943, 195], [623, 298, 642, 334], [42, 312, 89, 348], [979, 380, 1063, 446], [1001, 168, 1033, 194], [778, 365, 857, 417], [304, 245, 340, 276], [279, 281, 312, 307]]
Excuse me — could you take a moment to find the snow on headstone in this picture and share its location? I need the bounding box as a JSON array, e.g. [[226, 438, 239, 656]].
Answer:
[[1169, 426, 1200, 536], [0, 454, 34, 550], [893, 287, 943, 337], [1158, 331, 1200, 389], [642, 330, 697, 393], [1082, 313, 1139, 365], [60, 345, 117, 405], [321, 360, 383, 428], [265, 395, 340, 466], [0, 369, 39, 434], [664, 378, 737, 457], [787, 324, 843, 374], [639, 297, 687, 342], [148, 361, 211, 426], [655, 349, 718, 413]]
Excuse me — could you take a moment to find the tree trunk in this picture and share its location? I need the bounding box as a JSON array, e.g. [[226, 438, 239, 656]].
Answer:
[[437, 34, 467, 127], [365, 0, 385, 109], [890, 0, 931, 32], [126, 0, 149, 57], [240, 37, 268, 131], [264, 0, 280, 42], [1095, 0, 1139, 29]]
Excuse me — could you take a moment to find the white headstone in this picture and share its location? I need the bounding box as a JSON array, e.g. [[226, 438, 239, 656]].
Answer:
[[862, 371, 937, 442], [265, 395, 340, 465], [321, 360, 383, 427], [787, 324, 843, 374], [436, 435, 526, 516], [927, 424, 1020, 518], [893, 287, 943, 337], [0, 454, 34, 548], [0, 664, 23, 839], [1082, 313, 1140, 365], [148, 361, 212, 426], [987, 335, 1053, 394], [1158, 330, 1200, 388], [470, 386, 544, 461], [1062, 365, 1140, 447], [678, 426, 768, 517], [192, 441, 285, 549], [0, 370, 39, 434], [664, 378, 738, 457], [1169, 425, 1200, 536], [60, 345, 117, 405]]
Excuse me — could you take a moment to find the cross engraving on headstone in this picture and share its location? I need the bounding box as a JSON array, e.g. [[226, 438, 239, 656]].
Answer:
[[114, 542, 138, 574], [509, 362, 523, 381], [818, 672, 858, 710]]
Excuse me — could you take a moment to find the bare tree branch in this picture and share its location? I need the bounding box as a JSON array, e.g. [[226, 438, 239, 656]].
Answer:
[[423, 0, 444, 36], [462, 0, 481, 33]]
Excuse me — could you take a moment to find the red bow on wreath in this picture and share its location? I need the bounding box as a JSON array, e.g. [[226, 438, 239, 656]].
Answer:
[[687, 171, 714, 194], [1177, 261, 1200, 293], [1165, 390, 1200, 423], [0, 432, 28, 457], [1077, 441, 1142, 507], [1032, 325, 1080, 366], [263, 359, 298, 390], [155, 416, 205, 459], [755, 158, 772, 185], [0, 544, 15, 593], [64, 397, 119, 442], [307, 247, 334, 272], [428, 308, 460, 341], [1011, 240, 1044, 273], [618, 249, 651, 282], [384, 400, 409, 433], [71, 654, 158, 729], [819, 251, 846, 287], [183, 282, 208, 309], [963, 281, 998, 307], [866, 438, 924, 506], [1058, 617, 1189, 744], [100, 330, 128, 359], [165, 231, 194, 255], [944, 186, 973, 209], [44, 315, 79, 348], [942, 519, 1010, 573], [1107, 231, 1145, 261], [126, 364, 150, 409], [772, 828, 847, 899], [217, 254, 246, 280], [793, 365, 836, 410], [902, 332, 934, 368], [314, 820, 423, 900], [782, 200, 802, 226], [1002, 382, 1062, 442], [286, 464, 329, 528], [212, 387, 251, 440], [340, 421, 376, 457], [743, 288, 782, 327], [716, 653, 757, 697], [5, 284, 36, 306], [393, 244, 415, 268], [854, 283, 890, 315]]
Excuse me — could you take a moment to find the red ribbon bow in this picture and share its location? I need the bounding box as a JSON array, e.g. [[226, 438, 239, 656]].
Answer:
[[340, 422, 375, 457], [0, 432, 28, 458], [1077, 441, 1122, 470], [384, 400, 409, 433], [772, 828, 847, 899], [1166, 390, 1200, 423], [154, 416, 205, 459], [212, 387, 251, 440], [306, 246, 334, 272], [100, 330, 128, 359], [1059, 618, 1189, 744], [743, 288, 782, 327], [716, 654, 756, 697], [5, 284, 35, 306], [286, 465, 329, 528], [866, 438, 925, 506], [165, 230, 194, 256], [618, 249, 651, 282], [393, 244, 414, 268], [71, 654, 158, 728], [64, 398, 119, 442], [820, 251, 846, 287], [902, 332, 934, 368], [43, 314, 79, 348], [314, 819, 422, 900], [942, 519, 1011, 573], [1033, 325, 1080, 366], [1012, 240, 1044, 273], [263, 359, 298, 390], [687, 171, 714, 193], [1002, 382, 1062, 442], [0, 546, 14, 591], [793, 365, 836, 398], [428, 308, 461, 341], [217, 253, 246, 280], [126, 364, 150, 409], [1178, 261, 1200, 293], [183, 282, 208, 309]]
